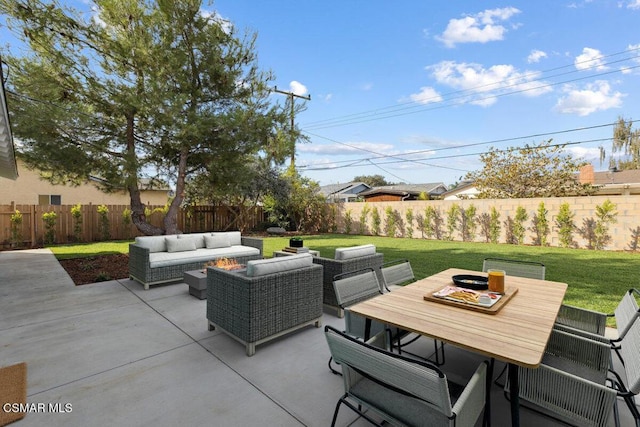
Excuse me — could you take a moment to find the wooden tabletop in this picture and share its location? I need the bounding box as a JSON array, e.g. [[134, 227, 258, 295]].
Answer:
[[349, 268, 568, 368]]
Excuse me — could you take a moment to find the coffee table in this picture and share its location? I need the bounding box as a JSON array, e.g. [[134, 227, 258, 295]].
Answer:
[[184, 270, 207, 299], [273, 249, 320, 257]]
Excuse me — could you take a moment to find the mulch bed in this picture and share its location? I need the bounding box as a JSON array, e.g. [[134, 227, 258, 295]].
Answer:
[[58, 253, 130, 285]]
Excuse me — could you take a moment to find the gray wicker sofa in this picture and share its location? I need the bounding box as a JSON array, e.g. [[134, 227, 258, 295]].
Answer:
[[129, 231, 263, 289], [312, 244, 384, 317], [207, 253, 323, 356]]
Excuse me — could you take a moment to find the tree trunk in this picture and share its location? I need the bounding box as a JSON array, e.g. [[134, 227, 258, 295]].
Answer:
[[126, 113, 164, 236], [163, 148, 188, 234]]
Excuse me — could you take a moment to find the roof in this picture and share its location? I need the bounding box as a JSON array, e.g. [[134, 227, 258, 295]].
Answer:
[[319, 182, 370, 197], [0, 61, 18, 180], [592, 169, 640, 185], [359, 183, 447, 197]]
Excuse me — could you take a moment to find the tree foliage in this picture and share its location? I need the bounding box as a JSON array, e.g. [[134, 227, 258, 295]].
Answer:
[[466, 140, 595, 198], [1, 0, 290, 235], [352, 174, 392, 187], [600, 116, 640, 170]]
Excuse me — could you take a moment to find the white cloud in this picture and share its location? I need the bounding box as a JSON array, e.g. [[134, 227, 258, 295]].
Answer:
[[201, 9, 233, 34], [408, 87, 443, 104], [555, 80, 624, 116], [436, 7, 521, 48], [575, 47, 607, 71], [425, 60, 552, 107], [627, 0, 640, 9], [565, 146, 602, 161], [289, 81, 308, 96], [527, 49, 548, 63]]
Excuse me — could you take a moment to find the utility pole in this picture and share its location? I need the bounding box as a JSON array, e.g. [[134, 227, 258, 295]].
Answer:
[[273, 86, 310, 168]]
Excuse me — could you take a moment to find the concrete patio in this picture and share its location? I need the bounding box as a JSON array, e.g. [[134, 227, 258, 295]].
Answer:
[[0, 249, 635, 426]]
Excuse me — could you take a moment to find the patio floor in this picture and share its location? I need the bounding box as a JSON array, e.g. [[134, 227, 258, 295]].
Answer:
[[0, 249, 635, 426]]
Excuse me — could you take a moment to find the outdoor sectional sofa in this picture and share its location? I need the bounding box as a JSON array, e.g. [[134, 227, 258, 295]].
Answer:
[[128, 231, 263, 289], [312, 244, 384, 317], [207, 253, 323, 356]]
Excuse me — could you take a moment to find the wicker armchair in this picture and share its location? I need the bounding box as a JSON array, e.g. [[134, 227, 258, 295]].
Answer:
[[325, 325, 488, 427], [312, 245, 384, 317], [207, 255, 323, 356]]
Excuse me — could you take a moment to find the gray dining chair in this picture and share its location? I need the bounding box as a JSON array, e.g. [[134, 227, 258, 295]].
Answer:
[[324, 325, 489, 427], [380, 259, 445, 365], [482, 257, 545, 280], [506, 328, 617, 427], [328, 268, 389, 374]]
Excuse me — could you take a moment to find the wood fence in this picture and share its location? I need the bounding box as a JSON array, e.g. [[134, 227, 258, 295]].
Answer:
[[0, 203, 264, 248]]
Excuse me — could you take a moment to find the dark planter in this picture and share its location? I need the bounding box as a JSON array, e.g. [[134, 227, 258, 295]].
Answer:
[[289, 238, 303, 248]]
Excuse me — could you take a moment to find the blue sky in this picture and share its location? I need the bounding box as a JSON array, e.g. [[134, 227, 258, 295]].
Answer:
[[3, 1, 640, 187]]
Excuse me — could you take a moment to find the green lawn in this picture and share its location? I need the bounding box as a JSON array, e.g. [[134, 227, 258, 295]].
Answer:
[[49, 234, 640, 325]]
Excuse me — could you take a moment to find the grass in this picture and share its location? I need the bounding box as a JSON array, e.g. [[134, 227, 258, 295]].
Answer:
[[49, 234, 640, 326]]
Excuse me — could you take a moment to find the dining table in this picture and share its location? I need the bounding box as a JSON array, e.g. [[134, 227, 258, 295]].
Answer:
[[348, 267, 568, 427]]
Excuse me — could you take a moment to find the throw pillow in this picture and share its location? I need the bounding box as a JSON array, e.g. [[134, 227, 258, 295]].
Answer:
[[166, 237, 197, 253], [205, 234, 231, 249], [335, 244, 376, 260]]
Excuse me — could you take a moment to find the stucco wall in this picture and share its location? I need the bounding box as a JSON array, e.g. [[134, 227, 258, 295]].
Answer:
[[339, 195, 640, 251], [0, 161, 169, 206]]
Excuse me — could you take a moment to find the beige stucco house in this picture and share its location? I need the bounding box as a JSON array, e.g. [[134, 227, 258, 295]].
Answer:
[[1, 159, 171, 206]]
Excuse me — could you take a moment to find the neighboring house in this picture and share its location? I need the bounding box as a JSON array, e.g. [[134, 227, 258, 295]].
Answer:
[[442, 180, 479, 200], [319, 182, 371, 202], [579, 164, 640, 196], [0, 159, 171, 206], [359, 183, 448, 202], [0, 63, 18, 180]]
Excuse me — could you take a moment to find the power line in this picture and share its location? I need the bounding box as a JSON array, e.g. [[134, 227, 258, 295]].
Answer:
[[300, 120, 623, 170], [302, 47, 640, 130]]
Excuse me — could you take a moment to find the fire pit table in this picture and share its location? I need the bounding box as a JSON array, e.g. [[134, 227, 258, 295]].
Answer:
[[185, 258, 246, 299]]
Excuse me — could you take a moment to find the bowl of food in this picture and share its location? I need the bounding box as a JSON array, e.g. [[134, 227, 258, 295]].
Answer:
[[451, 274, 489, 290]]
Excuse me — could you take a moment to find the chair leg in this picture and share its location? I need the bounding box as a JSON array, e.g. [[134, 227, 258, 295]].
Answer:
[[328, 356, 342, 376]]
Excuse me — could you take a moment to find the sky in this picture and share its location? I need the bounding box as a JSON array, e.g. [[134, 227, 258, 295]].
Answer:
[[2, 1, 640, 188]]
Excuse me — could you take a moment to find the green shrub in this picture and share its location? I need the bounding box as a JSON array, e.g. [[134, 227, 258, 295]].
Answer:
[[531, 202, 549, 246], [10, 209, 23, 246], [42, 211, 57, 245], [371, 207, 381, 236], [489, 207, 501, 244], [71, 203, 83, 242], [445, 204, 460, 241], [344, 209, 353, 234], [513, 206, 528, 245], [460, 205, 477, 242], [97, 204, 111, 241], [405, 208, 414, 238], [358, 204, 370, 235], [556, 203, 576, 248], [594, 199, 617, 250]]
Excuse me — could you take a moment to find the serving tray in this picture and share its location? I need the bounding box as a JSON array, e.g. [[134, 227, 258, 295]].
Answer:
[[424, 285, 518, 314]]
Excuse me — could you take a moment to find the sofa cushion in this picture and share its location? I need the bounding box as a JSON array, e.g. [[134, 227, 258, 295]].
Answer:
[[226, 231, 242, 246], [166, 237, 197, 253], [205, 233, 231, 249], [135, 235, 176, 253], [148, 246, 260, 268], [246, 253, 312, 277], [335, 244, 376, 260], [178, 233, 206, 249]]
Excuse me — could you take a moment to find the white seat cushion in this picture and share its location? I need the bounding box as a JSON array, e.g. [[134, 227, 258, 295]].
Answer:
[[246, 253, 312, 277], [335, 244, 376, 260], [148, 246, 260, 268]]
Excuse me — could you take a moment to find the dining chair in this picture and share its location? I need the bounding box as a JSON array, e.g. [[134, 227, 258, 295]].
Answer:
[[379, 259, 446, 366], [506, 328, 617, 427], [555, 288, 640, 365], [482, 257, 545, 280], [328, 268, 389, 375], [608, 315, 640, 427], [324, 325, 489, 427]]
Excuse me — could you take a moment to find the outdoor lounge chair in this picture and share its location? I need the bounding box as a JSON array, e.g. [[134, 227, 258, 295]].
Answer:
[[312, 244, 384, 317], [482, 257, 545, 280], [324, 325, 488, 427]]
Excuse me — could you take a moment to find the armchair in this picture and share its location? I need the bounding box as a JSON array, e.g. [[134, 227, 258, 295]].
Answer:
[[312, 244, 384, 317], [207, 253, 323, 356]]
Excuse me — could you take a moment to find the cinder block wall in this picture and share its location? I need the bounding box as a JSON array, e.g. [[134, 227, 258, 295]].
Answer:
[[338, 195, 640, 251]]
